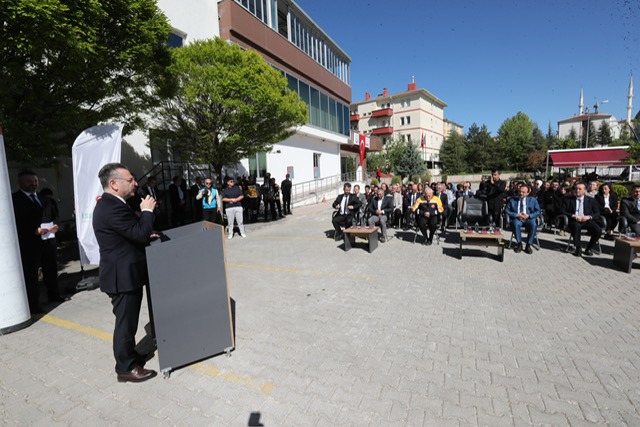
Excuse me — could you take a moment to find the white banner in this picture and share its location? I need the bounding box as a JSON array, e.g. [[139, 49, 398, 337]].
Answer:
[[72, 124, 123, 266], [0, 127, 31, 331]]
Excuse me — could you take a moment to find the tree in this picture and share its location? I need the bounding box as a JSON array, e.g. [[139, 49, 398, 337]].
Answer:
[[0, 0, 174, 164], [395, 141, 426, 179], [583, 121, 597, 148], [439, 131, 467, 174], [465, 123, 492, 173], [497, 112, 536, 171], [531, 124, 545, 152], [597, 121, 613, 146], [153, 38, 308, 180], [527, 151, 546, 171], [567, 127, 579, 144]]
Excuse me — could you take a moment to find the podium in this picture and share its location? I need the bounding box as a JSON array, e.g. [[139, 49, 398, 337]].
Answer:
[[145, 221, 234, 378]]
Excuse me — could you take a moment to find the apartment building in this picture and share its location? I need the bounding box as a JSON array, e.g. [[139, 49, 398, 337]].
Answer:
[[350, 80, 447, 169]]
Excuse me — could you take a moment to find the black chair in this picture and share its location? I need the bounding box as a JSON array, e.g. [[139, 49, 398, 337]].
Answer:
[[458, 196, 490, 230], [556, 214, 606, 254], [617, 216, 637, 237]]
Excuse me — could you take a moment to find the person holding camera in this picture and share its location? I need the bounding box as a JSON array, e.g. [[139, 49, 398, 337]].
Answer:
[[196, 178, 222, 224]]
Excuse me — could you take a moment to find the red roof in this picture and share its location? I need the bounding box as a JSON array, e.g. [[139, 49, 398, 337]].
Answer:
[[548, 147, 630, 167]]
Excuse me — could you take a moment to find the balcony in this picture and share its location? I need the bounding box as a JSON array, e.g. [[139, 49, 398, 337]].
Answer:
[[350, 114, 360, 122], [371, 108, 393, 118], [372, 126, 394, 135]]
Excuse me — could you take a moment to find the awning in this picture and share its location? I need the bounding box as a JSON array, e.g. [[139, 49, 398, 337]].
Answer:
[[548, 147, 630, 167]]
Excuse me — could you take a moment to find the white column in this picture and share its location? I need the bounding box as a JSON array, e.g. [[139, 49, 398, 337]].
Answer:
[[0, 128, 31, 334]]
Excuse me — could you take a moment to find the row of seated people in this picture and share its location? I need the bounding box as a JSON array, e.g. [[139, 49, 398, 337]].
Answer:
[[331, 183, 445, 245], [332, 180, 640, 257]]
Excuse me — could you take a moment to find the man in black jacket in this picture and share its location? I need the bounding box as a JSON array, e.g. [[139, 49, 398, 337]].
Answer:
[[281, 174, 292, 215], [331, 183, 361, 240], [93, 163, 158, 383], [560, 181, 602, 257], [485, 169, 506, 225], [367, 187, 394, 242], [620, 184, 640, 236]]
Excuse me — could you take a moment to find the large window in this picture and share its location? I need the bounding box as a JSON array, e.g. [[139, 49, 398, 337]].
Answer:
[[248, 152, 268, 178]]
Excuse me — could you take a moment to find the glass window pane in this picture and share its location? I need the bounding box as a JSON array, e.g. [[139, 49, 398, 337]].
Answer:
[[342, 104, 350, 135], [320, 93, 328, 129], [310, 88, 320, 126], [258, 152, 267, 178], [337, 103, 344, 135], [329, 98, 337, 132], [286, 74, 298, 94]]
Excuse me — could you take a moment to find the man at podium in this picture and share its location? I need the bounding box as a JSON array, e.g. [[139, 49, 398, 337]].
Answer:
[[93, 163, 158, 383]]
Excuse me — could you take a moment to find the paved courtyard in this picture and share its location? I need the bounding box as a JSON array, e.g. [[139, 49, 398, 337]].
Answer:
[[1, 202, 640, 426]]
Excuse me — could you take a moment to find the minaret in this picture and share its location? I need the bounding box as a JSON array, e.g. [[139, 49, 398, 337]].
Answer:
[[627, 75, 634, 124], [579, 88, 584, 115]]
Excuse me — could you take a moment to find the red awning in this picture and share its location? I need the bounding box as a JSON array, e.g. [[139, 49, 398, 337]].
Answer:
[[548, 147, 630, 167]]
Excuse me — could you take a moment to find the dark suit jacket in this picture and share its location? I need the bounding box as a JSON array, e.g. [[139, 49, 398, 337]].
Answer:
[[368, 196, 393, 216], [486, 179, 506, 210], [12, 191, 44, 255], [404, 192, 419, 211], [504, 196, 541, 220], [620, 197, 640, 224], [92, 193, 155, 294], [560, 196, 601, 222], [595, 193, 618, 214], [332, 193, 361, 216]]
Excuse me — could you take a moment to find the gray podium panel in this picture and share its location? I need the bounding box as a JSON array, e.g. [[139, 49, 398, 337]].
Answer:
[[146, 221, 234, 376]]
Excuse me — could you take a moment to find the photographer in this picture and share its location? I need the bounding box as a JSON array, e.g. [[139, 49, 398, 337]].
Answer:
[[196, 178, 222, 224]]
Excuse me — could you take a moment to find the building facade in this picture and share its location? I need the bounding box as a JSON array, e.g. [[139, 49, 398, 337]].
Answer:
[[218, 0, 353, 184], [350, 80, 448, 170]]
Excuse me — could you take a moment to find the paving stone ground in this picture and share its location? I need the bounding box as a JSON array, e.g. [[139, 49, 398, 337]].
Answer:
[[2, 202, 640, 426]]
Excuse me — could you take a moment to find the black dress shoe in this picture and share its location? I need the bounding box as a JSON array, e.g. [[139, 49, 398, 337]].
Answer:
[[514, 243, 522, 253], [573, 248, 582, 257], [49, 296, 69, 303], [117, 366, 157, 383], [584, 248, 594, 256], [426, 239, 433, 246], [524, 244, 532, 254]]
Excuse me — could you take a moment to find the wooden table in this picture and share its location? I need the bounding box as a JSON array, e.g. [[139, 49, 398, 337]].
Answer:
[[343, 226, 379, 253], [613, 236, 640, 273], [459, 230, 505, 262]]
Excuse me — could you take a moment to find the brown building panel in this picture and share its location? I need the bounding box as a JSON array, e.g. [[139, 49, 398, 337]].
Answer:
[[218, 0, 351, 105]]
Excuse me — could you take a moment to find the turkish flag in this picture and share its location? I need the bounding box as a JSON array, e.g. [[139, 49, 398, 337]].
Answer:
[[359, 133, 366, 166]]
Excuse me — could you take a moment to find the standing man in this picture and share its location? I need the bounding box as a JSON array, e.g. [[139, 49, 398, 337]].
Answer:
[[331, 183, 361, 241], [505, 184, 541, 254], [12, 170, 57, 314], [196, 178, 221, 224], [281, 173, 292, 215], [560, 181, 602, 257], [222, 177, 246, 239], [169, 175, 186, 227], [93, 163, 158, 383], [39, 188, 65, 302], [190, 177, 204, 222], [486, 169, 506, 226]]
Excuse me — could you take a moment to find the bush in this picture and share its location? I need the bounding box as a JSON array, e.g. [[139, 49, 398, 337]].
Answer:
[[370, 178, 379, 186], [421, 171, 431, 183], [411, 174, 421, 183], [391, 175, 402, 185], [612, 184, 629, 199]]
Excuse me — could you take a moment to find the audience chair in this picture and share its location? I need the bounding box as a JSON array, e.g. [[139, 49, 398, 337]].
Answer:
[[503, 214, 545, 250], [556, 214, 606, 254], [458, 196, 490, 229]]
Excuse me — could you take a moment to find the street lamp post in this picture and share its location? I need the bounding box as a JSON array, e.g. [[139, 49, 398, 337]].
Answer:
[[585, 99, 608, 149]]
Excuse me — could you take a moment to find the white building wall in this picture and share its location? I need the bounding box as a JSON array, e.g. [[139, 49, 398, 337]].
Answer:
[[156, 0, 220, 42]]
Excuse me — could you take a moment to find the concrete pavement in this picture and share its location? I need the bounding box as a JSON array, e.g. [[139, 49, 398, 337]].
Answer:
[[1, 202, 640, 426]]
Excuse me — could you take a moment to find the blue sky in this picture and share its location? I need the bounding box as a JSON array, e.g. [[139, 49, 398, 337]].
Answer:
[[295, 0, 639, 136]]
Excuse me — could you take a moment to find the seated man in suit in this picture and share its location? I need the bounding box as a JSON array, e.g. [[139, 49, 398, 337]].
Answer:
[[411, 186, 444, 245], [331, 183, 361, 240], [403, 184, 419, 230], [620, 184, 640, 236], [505, 183, 541, 254], [560, 181, 602, 257], [367, 187, 394, 242]]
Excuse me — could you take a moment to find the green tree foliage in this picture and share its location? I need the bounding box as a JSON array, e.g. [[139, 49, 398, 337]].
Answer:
[[395, 140, 426, 179], [597, 121, 613, 146], [153, 38, 308, 180], [555, 138, 578, 150], [365, 136, 406, 174], [531, 124, 545, 152], [497, 112, 535, 171], [0, 0, 174, 163], [465, 123, 492, 173], [439, 131, 467, 174], [567, 127, 579, 144], [583, 121, 597, 148]]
